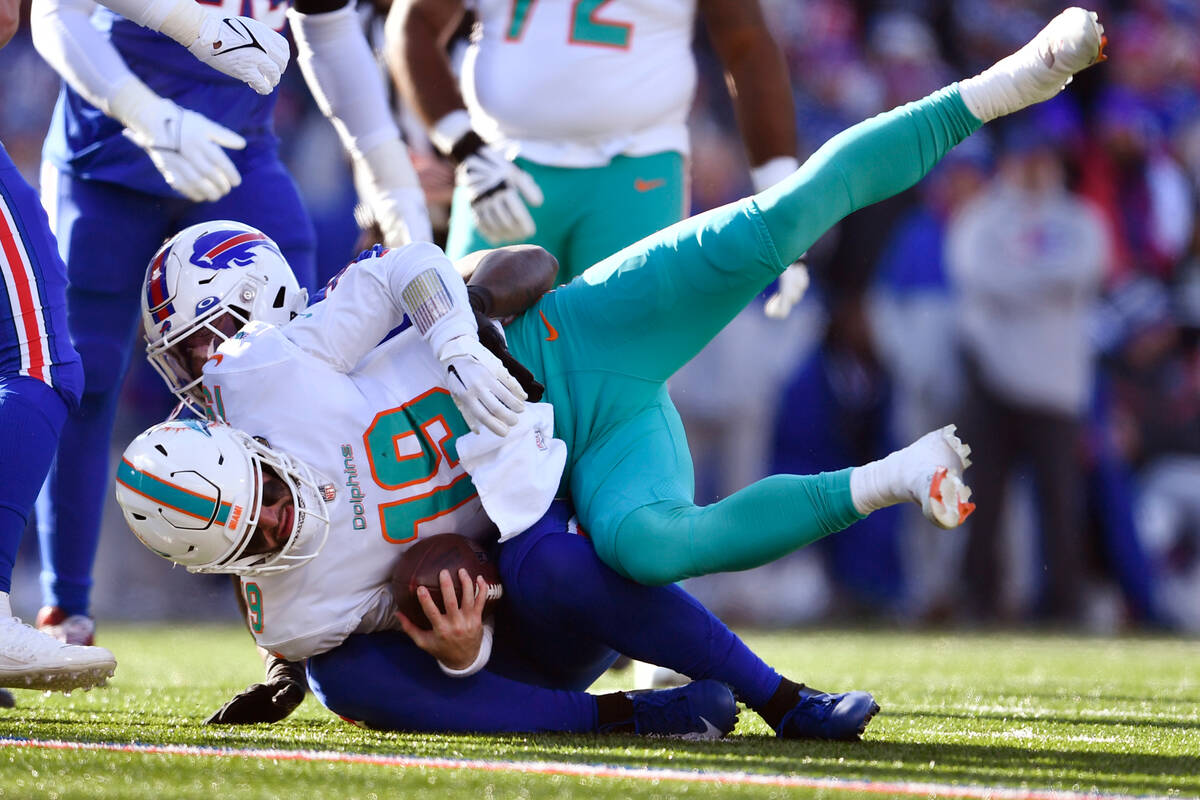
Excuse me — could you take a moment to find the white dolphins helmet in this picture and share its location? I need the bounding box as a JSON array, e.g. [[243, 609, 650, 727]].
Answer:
[[142, 221, 307, 416], [115, 419, 333, 576]]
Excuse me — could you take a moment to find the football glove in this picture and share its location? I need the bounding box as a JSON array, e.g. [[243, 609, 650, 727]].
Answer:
[[365, 184, 434, 247], [113, 79, 244, 203], [188, 14, 291, 96], [449, 132, 543, 244], [438, 334, 526, 437], [474, 308, 544, 403], [764, 260, 811, 319], [205, 654, 307, 725]]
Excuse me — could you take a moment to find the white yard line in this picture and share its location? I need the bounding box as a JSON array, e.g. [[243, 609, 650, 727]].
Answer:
[[1, 737, 1186, 800]]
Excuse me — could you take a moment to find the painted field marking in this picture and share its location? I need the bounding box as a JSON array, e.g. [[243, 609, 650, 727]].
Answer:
[[0, 737, 1186, 800]]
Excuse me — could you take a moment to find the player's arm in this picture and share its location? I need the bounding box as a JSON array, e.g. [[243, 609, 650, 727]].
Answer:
[[95, 0, 289, 93], [292, 244, 527, 434], [456, 245, 557, 402], [701, 0, 809, 318], [30, 0, 247, 202], [0, 0, 19, 49], [289, 0, 432, 246], [700, 0, 796, 182], [386, 0, 543, 244]]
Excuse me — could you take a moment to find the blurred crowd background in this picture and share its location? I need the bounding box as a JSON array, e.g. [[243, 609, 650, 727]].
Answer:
[[1, 0, 1198, 633]]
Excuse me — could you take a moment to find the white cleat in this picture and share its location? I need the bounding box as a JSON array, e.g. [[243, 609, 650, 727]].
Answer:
[[1019, 7, 1107, 100], [960, 8, 1107, 122], [908, 425, 975, 530], [0, 616, 116, 692]]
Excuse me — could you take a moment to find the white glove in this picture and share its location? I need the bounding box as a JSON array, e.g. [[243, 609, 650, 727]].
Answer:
[[451, 133, 543, 244], [112, 79, 244, 203], [187, 14, 291, 96], [438, 335, 527, 437], [369, 185, 434, 246], [764, 260, 811, 319]]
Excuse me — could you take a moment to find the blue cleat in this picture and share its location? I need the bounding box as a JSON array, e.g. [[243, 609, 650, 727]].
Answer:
[[607, 679, 739, 739], [775, 686, 880, 741]]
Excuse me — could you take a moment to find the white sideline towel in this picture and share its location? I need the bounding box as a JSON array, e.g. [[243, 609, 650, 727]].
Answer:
[[455, 402, 566, 541]]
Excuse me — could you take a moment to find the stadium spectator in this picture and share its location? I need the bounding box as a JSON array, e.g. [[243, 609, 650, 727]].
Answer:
[[770, 291, 905, 614], [869, 140, 993, 620], [947, 115, 1111, 625]]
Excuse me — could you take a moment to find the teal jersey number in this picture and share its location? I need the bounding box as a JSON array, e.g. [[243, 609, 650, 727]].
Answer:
[[363, 388, 478, 543], [507, 0, 632, 48], [245, 583, 264, 634]]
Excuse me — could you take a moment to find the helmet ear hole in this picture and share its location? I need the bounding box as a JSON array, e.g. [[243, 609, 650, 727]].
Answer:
[[273, 287, 287, 308]]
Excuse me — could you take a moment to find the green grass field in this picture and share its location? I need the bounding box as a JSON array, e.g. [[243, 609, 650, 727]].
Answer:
[[1, 626, 1196, 799]]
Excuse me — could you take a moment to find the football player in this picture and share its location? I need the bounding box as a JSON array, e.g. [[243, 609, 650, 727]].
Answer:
[[28, 0, 430, 674], [117, 4, 1105, 725], [0, 0, 291, 700], [389, 0, 809, 314]]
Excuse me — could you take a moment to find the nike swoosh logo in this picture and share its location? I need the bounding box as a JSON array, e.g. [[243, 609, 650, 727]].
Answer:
[[678, 716, 724, 740], [205, 353, 224, 367], [539, 309, 558, 342], [634, 178, 666, 192]]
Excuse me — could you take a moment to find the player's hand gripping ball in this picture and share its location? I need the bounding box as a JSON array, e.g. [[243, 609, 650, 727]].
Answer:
[[390, 535, 502, 630]]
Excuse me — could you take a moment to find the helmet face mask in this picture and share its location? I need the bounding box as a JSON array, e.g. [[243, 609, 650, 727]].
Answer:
[[116, 420, 332, 577], [142, 222, 307, 417]]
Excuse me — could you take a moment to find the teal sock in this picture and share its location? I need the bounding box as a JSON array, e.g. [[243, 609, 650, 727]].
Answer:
[[753, 84, 982, 264]]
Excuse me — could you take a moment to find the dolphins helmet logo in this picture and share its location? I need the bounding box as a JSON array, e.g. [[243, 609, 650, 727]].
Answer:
[[189, 230, 282, 270]]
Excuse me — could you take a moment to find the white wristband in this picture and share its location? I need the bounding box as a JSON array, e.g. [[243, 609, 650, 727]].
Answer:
[[430, 110, 473, 156], [438, 621, 493, 678], [750, 156, 800, 193], [156, 0, 208, 45], [357, 137, 420, 193]]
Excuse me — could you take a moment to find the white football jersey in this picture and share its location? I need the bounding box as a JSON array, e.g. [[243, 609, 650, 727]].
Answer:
[[462, 0, 697, 167], [203, 245, 495, 660]]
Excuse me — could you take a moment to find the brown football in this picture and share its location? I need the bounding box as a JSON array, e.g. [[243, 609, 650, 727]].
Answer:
[[390, 534, 502, 630]]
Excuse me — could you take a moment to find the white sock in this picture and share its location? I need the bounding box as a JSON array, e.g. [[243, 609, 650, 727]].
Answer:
[[849, 453, 912, 516], [0, 591, 11, 620]]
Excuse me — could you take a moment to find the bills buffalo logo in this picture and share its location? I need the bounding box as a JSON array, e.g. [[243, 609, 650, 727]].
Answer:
[[189, 230, 282, 270]]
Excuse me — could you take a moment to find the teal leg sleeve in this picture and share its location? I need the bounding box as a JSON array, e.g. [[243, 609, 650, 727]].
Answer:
[[755, 84, 982, 264], [605, 469, 865, 586]]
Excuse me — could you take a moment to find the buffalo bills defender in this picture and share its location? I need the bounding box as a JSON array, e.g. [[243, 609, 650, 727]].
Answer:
[[28, 0, 431, 652], [0, 0, 290, 698]]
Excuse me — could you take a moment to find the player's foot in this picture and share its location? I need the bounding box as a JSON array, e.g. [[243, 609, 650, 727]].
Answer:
[[850, 424, 974, 528], [0, 615, 116, 692], [605, 680, 739, 739], [908, 425, 975, 529], [959, 7, 1106, 122], [36, 606, 96, 645], [775, 686, 880, 741]]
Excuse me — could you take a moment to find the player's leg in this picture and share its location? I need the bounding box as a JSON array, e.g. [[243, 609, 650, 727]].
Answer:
[[558, 152, 687, 284], [306, 630, 737, 737], [181, 156, 319, 294], [0, 149, 115, 690], [34, 170, 175, 638], [495, 501, 878, 740]]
